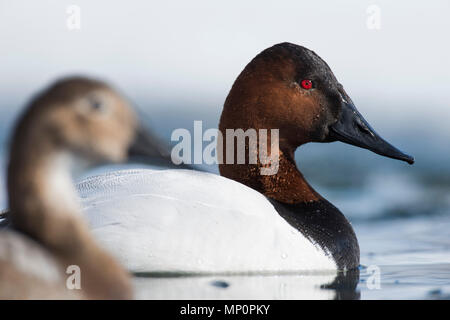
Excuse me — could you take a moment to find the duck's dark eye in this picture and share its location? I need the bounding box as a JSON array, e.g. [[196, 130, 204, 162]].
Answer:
[[91, 100, 102, 110], [88, 97, 105, 112], [300, 79, 313, 90]]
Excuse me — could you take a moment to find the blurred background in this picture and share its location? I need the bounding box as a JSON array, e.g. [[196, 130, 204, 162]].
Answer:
[[0, 0, 449, 299]]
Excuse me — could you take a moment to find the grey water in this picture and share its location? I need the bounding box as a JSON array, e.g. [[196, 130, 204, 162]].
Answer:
[[0, 112, 449, 300]]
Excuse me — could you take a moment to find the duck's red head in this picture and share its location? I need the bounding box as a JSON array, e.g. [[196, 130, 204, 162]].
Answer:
[[219, 42, 413, 203]]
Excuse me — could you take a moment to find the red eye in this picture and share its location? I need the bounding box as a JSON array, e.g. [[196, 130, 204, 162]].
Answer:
[[300, 79, 313, 90]]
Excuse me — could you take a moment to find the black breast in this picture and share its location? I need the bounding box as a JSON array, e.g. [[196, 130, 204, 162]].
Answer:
[[269, 199, 360, 270]]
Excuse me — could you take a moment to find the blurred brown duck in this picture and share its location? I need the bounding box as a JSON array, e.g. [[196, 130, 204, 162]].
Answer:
[[0, 77, 156, 299]]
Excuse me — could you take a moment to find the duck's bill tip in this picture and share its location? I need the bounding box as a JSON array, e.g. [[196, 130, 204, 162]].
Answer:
[[400, 154, 415, 165], [376, 147, 415, 165], [127, 125, 169, 160], [329, 101, 415, 166]]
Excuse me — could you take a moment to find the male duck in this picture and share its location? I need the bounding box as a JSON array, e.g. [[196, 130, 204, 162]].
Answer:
[[0, 77, 154, 299], [78, 43, 413, 273]]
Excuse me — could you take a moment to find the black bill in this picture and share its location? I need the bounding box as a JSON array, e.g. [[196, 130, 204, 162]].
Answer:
[[127, 124, 196, 170], [128, 125, 171, 160], [329, 100, 414, 165]]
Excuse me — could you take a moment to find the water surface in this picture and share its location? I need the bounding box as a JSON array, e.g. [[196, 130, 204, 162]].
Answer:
[[1, 124, 449, 300]]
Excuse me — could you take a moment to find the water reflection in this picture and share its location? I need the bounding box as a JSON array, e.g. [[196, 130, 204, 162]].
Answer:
[[133, 269, 360, 300], [321, 268, 360, 300]]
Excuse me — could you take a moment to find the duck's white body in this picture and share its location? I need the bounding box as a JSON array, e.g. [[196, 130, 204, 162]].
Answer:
[[77, 169, 336, 273]]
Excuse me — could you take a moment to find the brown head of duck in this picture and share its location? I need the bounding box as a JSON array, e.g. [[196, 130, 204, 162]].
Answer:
[[219, 42, 413, 204]]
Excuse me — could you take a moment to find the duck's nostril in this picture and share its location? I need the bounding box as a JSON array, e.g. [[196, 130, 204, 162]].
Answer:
[[356, 119, 374, 136]]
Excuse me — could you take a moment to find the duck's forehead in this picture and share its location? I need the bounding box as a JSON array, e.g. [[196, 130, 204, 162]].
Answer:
[[44, 78, 109, 104], [267, 43, 338, 84], [291, 47, 337, 81]]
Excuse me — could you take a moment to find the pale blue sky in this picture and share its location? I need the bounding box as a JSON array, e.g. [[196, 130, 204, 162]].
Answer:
[[0, 0, 449, 209], [0, 0, 449, 139]]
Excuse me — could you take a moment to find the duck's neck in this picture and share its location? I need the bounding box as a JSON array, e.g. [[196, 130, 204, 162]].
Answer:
[[219, 143, 321, 204], [218, 135, 360, 269], [8, 149, 132, 299]]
